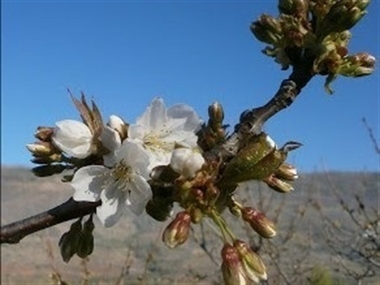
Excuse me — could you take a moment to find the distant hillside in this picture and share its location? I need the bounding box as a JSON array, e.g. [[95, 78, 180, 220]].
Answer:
[[1, 166, 379, 284]]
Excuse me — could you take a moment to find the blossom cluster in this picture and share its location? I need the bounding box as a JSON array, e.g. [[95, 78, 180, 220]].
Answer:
[[251, 0, 375, 93], [27, 94, 301, 284]]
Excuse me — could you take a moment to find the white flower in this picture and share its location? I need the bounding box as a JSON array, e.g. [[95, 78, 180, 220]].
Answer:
[[128, 97, 202, 170], [52, 120, 93, 159], [170, 148, 205, 179], [71, 141, 152, 227], [107, 115, 128, 140]]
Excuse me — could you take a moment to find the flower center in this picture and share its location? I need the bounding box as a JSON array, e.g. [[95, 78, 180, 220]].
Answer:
[[107, 161, 133, 192], [143, 132, 172, 152]]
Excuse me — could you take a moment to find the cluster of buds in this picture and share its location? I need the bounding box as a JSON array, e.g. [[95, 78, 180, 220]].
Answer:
[[26, 94, 110, 177], [26, 126, 63, 175], [221, 240, 267, 285], [153, 102, 302, 284], [263, 162, 299, 193], [251, 0, 375, 93], [58, 215, 95, 262]]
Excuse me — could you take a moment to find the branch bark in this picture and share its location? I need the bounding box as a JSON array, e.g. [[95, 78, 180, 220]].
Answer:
[[1, 56, 315, 245], [1, 198, 100, 244]]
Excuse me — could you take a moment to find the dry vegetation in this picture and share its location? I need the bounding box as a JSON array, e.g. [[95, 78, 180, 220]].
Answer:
[[1, 166, 379, 284]]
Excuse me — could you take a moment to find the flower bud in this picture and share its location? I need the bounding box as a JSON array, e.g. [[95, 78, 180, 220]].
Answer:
[[30, 153, 62, 164], [208, 102, 224, 127], [250, 15, 282, 45], [162, 211, 191, 249], [234, 240, 267, 282], [170, 148, 205, 179], [263, 174, 294, 193], [52, 120, 93, 159], [189, 207, 203, 224], [221, 243, 248, 285], [339, 52, 376, 77], [318, 0, 370, 37], [220, 133, 278, 185], [26, 141, 57, 156], [242, 207, 276, 238], [275, 162, 298, 181], [34, 126, 54, 142], [278, 0, 308, 17], [107, 115, 129, 141]]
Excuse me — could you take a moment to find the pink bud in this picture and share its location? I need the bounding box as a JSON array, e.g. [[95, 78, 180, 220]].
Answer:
[[162, 211, 191, 249], [221, 243, 248, 285], [242, 207, 276, 238]]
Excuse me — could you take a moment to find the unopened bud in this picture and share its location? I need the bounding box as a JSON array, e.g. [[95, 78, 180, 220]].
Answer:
[[170, 148, 205, 179], [275, 163, 298, 181], [208, 102, 224, 126], [162, 211, 191, 249], [250, 15, 282, 45], [278, 0, 308, 17], [234, 240, 267, 282], [189, 207, 203, 224], [107, 115, 128, 141], [319, 0, 370, 37], [31, 153, 62, 164], [26, 141, 57, 156], [340, 52, 376, 77], [221, 243, 248, 285], [242, 207, 276, 238], [220, 133, 278, 185], [35, 126, 54, 142], [263, 175, 294, 193]]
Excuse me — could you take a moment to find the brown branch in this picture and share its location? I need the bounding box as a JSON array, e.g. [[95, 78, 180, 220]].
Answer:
[[1, 198, 100, 244], [214, 53, 315, 161]]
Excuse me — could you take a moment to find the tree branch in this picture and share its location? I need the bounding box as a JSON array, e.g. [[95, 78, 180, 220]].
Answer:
[[1, 198, 100, 244], [215, 54, 315, 160]]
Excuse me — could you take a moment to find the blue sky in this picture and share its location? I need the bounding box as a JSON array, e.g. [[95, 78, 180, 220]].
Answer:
[[2, 0, 379, 172]]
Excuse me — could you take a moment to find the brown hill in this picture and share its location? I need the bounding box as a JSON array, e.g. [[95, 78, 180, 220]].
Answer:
[[1, 167, 379, 284]]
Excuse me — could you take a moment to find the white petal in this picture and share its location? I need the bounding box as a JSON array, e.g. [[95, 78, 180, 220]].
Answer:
[[170, 148, 192, 174], [137, 97, 167, 131], [126, 174, 152, 215], [108, 115, 126, 132], [101, 126, 122, 167], [72, 166, 108, 202], [97, 189, 126, 227], [167, 104, 202, 132], [127, 124, 146, 141], [116, 141, 150, 178], [183, 152, 205, 178], [148, 150, 171, 170], [101, 126, 121, 153], [52, 120, 92, 158]]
